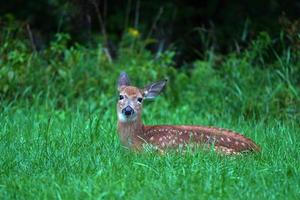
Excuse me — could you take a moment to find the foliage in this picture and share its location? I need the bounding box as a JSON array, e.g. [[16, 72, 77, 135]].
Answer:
[[0, 21, 299, 120], [0, 11, 300, 199]]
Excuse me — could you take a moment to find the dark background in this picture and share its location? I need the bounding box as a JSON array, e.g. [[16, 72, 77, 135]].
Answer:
[[1, 0, 299, 65]]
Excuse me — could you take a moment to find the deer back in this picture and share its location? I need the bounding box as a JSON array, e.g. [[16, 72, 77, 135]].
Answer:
[[141, 125, 260, 154]]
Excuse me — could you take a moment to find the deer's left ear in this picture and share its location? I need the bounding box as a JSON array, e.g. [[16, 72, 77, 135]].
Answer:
[[142, 80, 167, 99], [118, 71, 131, 90]]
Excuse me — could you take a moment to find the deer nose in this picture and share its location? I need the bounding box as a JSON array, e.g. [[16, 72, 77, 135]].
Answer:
[[122, 106, 134, 116]]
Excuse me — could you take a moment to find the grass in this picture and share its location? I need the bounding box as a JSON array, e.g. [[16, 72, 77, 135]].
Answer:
[[0, 100, 299, 200], [0, 27, 299, 199]]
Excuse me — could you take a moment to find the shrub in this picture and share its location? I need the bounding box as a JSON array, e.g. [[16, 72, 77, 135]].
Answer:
[[0, 22, 299, 120]]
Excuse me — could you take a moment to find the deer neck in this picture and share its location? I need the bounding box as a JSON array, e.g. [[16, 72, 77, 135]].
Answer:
[[117, 114, 144, 149]]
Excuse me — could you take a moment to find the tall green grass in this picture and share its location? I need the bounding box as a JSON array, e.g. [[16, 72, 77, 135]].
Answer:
[[0, 23, 300, 199], [1, 29, 299, 119], [0, 101, 299, 199]]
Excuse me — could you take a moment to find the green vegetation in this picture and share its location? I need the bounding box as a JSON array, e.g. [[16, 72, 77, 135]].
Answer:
[[1, 103, 299, 199], [1, 17, 300, 199]]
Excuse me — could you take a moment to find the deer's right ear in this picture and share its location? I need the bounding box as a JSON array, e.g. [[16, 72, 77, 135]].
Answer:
[[118, 72, 131, 90], [142, 80, 167, 99]]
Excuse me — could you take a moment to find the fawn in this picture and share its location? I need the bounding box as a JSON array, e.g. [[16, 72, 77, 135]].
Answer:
[[117, 72, 260, 155]]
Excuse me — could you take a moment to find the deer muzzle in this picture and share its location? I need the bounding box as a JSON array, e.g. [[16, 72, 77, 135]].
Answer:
[[122, 106, 135, 117]]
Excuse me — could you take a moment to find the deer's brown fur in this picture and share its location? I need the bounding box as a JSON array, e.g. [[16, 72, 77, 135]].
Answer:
[[117, 72, 260, 155]]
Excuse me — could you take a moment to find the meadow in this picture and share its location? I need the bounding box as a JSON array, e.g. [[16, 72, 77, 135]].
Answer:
[[0, 28, 300, 199], [0, 100, 299, 199]]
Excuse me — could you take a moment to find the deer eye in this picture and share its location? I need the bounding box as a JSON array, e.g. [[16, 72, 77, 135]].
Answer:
[[119, 95, 124, 100], [137, 97, 143, 103]]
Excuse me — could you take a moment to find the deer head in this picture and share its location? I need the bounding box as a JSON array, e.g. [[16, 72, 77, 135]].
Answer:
[[117, 71, 167, 123]]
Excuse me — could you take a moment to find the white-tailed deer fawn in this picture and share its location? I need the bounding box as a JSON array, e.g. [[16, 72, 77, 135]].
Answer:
[[117, 72, 260, 155]]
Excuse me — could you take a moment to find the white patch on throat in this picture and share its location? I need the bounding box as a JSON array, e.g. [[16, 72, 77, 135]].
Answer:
[[118, 112, 137, 123]]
